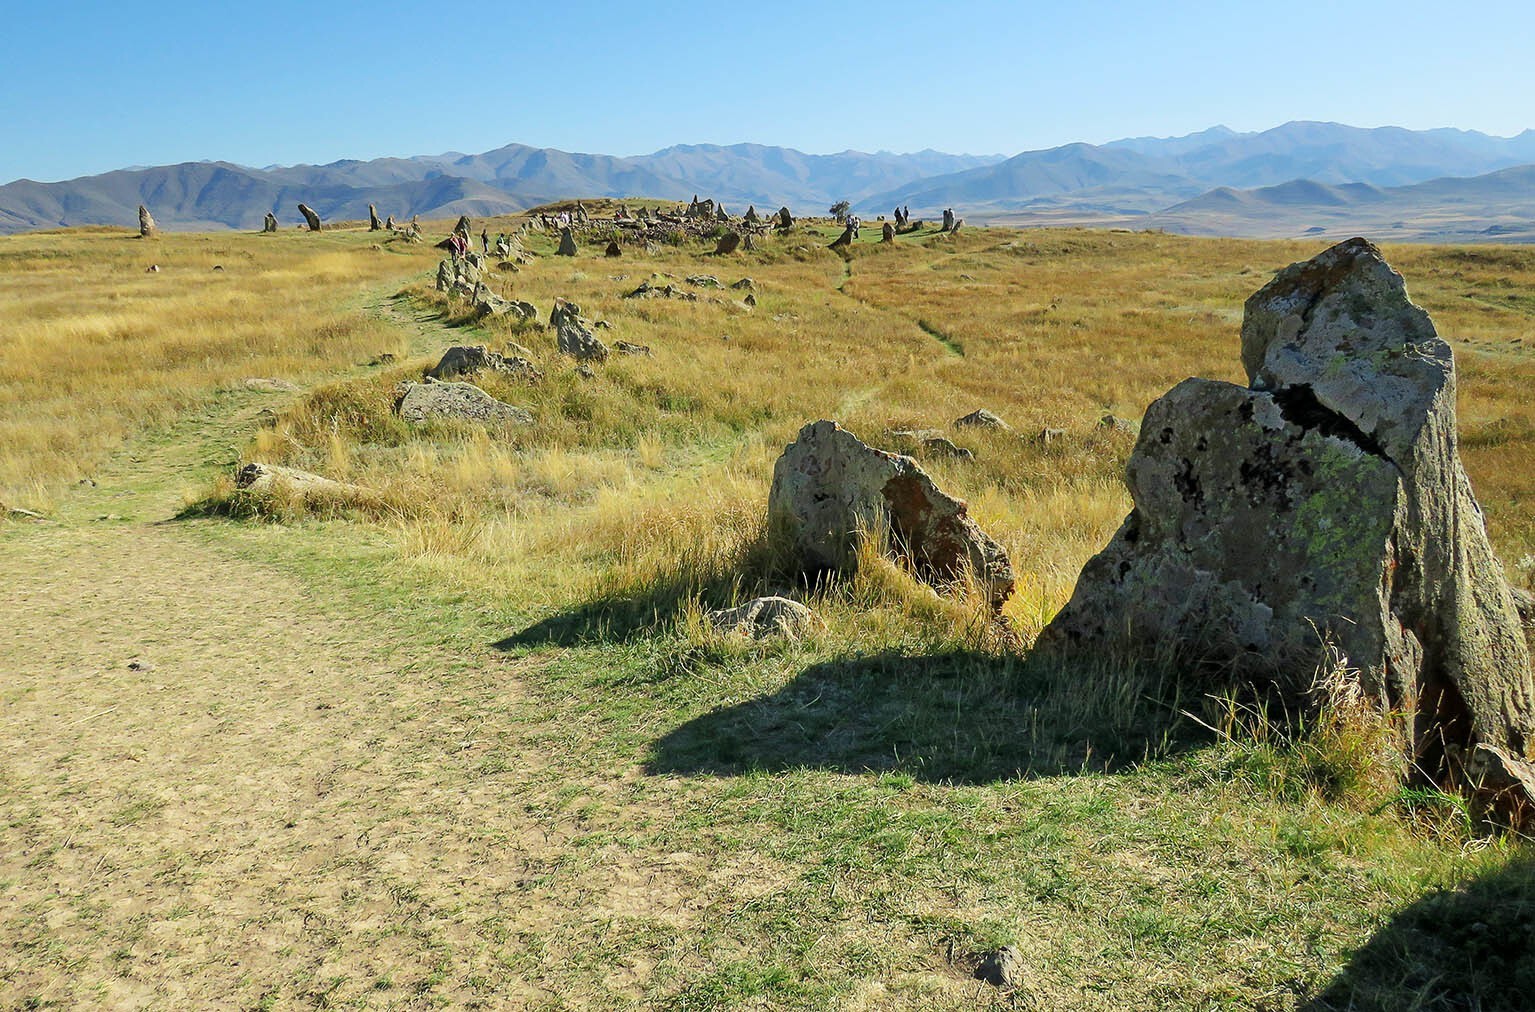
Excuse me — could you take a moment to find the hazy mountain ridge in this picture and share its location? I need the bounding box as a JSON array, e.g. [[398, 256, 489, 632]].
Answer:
[[4, 122, 1535, 236], [0, 143, 1004, 234], [857, 121, 1535, 217]]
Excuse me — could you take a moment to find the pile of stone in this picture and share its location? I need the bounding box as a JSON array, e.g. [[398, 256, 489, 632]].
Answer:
[[1040, 238, 1535, 819]]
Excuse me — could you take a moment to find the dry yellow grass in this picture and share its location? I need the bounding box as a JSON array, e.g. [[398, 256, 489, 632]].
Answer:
[[0, 226, 436, 509]]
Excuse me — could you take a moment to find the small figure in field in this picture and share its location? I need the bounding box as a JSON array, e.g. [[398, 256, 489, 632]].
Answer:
[[480, 229, 489, 254]]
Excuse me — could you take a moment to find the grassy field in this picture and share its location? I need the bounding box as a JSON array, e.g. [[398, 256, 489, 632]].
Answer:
[[2, 215, 1534, 1010]]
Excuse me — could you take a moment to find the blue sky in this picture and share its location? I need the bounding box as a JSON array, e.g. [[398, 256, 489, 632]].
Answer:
[[4, 0, 1533, 182]]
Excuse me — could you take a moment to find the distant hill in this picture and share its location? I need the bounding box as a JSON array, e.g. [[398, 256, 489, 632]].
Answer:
[[858, 121, 1535, 218], [1138, 164, 1535, 243], [0, 144, 1004, 235]]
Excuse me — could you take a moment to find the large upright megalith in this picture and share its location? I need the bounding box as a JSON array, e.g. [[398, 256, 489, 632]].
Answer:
[[1041, 238, 1535, 813], [298, 203, 321, 231], [137, 205, 157, 238], [556, 227, 578, 257], [368, 204, 382, 231]]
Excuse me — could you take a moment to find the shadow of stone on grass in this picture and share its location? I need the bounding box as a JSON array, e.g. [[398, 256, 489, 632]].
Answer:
[[646, 650, 1196, 785]]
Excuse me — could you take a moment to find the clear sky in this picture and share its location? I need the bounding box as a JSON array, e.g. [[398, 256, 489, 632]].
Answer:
[[4, 0, 1533, 183]]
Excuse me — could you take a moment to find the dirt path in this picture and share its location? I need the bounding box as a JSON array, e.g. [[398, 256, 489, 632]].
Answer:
[[0, 286, 565, 1008]]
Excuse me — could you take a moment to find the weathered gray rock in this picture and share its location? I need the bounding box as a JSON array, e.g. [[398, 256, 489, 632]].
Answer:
[[396, 381, 533, 426], [941, 208, 955, 232], [949, 218, 964, 235], [768, 420, 1014, 610], [556, 227, 578, 256], [298, 203, 321, 231], [776, 207, 793, 231], [368, 204, 382, 231], [881, 221, 895, 243], [242, 377, 299, 392], [829, 223, 855, 250], [714, 231, 741, 255], [1099, 413, 1137, 435], [731, 277, 755, 290], [614, 340, 652, 357], [550, 299, 609, 362], [235, 462, 374, 505], [1037, 427, 1066, 445], [1042, 238, 1535, 809], [709, 596, 815, 639], [686, 274, 722, 289], [262, 212, 278, 233], [137, 205, 156, 239], [744, 205, 759, 224], [974, 946, 1023, 988], [426, 346, 542, 382], [435, 260, 454, 292], [604, 240, 622, 257], [955, 409, 1010, 430]]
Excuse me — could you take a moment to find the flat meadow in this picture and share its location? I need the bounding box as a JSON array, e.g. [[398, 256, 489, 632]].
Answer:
[[2, 212, 1533, 1009]]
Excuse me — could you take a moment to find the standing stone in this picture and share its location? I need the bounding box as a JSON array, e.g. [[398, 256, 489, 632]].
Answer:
[[298, 203, 321, 231], [435, 260, 454, 292], [262, 212, 278, 233], [776, 207, 793, 231], [605, 239, 622, 257], [744, 205, 759, 224], [768, 420, 1015, 611], [941, 209, 955, 232], [385, 214, 396, 230], [714, 231, 741, 255], [881, 222, 895, 243], [368, 204, 382, 231], [950, 218, 964, 235], [137, 205, 157, 239], [550, 299, 609, 362], [1040, 238, 1535, 815], [743, 232, 756, 252], [453, 215, 472, 239], [557, 227, 578, 256], [829, 223, 855, 250], [716, 203, 729, 221]]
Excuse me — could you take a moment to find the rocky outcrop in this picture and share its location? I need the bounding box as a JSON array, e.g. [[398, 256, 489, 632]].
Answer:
[[426, 346, 542, 382], [137, 205, 156, 238], [708, 597, 815, 640], [768, 420, 1014, 610], [1041, 238, 1535, 814], [298, 203, 321, 231], [396, 381, 533, 426]]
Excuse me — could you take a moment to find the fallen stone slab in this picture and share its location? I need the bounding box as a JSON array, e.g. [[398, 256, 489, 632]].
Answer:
[[708, 596, 815, 640], [396, 381, 533, 426]]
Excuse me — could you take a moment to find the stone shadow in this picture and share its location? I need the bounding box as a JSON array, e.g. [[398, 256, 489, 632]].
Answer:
[[1301, 853, 1535, 1011], [647, 649, 1197, 785]]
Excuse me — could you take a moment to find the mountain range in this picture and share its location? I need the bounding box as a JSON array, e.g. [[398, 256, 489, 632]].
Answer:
[[3, 122, 1535, 239]]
